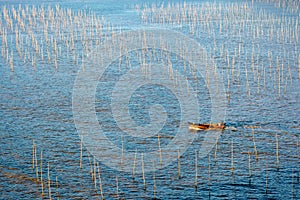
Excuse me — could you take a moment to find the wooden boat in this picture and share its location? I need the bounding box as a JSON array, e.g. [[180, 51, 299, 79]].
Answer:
[[188, 122, 226, 131]]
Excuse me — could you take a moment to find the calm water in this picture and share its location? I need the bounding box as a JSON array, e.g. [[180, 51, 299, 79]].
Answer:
[[0, 0, 299, 199]]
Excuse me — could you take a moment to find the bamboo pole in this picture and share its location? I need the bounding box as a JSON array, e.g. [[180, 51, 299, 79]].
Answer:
[[132, 149, 137, 180], [116, 176, 119, 198], [97, 162, 104, 199], [297, 140, 300, 183], [48, 162, 52, 200], [298, 54, 300, 80], [248, 152, 251, 183], [252, 129, 258, 161], [153, 160, 156, 199], [9, 51, 14, 72], [231, 140, 234, 175], [40, 150, 44, 196], [178, 149, 181, 179], [142, 153, 146, 190], [93, 158, 97, 188], [56, 176, 59, 196], [292, 168, 294, 198], [208, 154, 211, 187], [88, 154, 93, 181], [265, 158, 268, 194], [121, 135, 124, 165], [214, 137, 218, 164], [35, 143, 38, 181], [80, 136, 83, 169], [158, 134, 162, 166], [245, 66, 251, 98], [276, 133, 279, 169], [195, 150, 198, 188], [32, 140, 35, 170]]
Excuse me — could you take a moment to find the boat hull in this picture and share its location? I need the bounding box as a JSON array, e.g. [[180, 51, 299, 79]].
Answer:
[[188, 123, 225, 131]]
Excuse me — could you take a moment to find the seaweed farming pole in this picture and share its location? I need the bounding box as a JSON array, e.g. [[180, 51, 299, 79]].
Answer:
[[231, 140, 234, 175], [195, 150, 198, 189], [93, 158, 97, 188], [80, 135, 83, 169], [298, 54, 300, 80], [252, 129, 258, 161], [292, 168, 295, 199], [40, 150, 44, 197], [48, 162, 52, 200], [265, 158, 268, 194], [116, 176, 119, 198], [9, 50, 14, 72], [208, 154, 211, 187], [245, 66, 251, 98], [55, 176, 59, 196], [276, 133, 279, 169], [153, 160, 156, 199], [32, 140, 35, 170], [214, 137, 218, 164], [97, 162, 104, 199], [297, 140, 300, 183], [87, 154, 93, 182], [278, 61, 281, 96], [142, 153, 146, 190], [132, 149, 137, 180], [35, 142, 39, 181], [121, 135, 124, 165], [158, 134, 162, 166]]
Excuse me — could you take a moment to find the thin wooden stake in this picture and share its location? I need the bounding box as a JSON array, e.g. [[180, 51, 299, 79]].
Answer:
[[48, 162, 52, 200], [56, 176, 59, 195], [93, 158, 97, 189], [214, 137, 218, 164], [245, 67, 251, 98], [178, 149, 181, 179], [40, 150, 44, 196], [153, 160, 156, 199], [35, 143, 38, 181], [292, 168, 294, 198], [142, 153, 146, 190], [231, 140, 234, 175], [97, 162, 104, 199], [158, 134, 162, 166], [32, 140, 35, 169], [80, 135, 83, 169], [121, 135, 124, 165], [248, 152, 251, 180], [297, 140, 300, 183], [276, 133, 279, 169], [88, 154, 93, 181], [132, 149, 137, 180], [265, 158, 268, 194], [116, 176, 119, 198], [208, 154, 211, 186], [252, 129, 258, 161], [195, 150, 198, 188]]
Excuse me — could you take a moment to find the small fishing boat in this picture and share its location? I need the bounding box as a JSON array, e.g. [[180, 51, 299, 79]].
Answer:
[[188, 122, 226, 131]]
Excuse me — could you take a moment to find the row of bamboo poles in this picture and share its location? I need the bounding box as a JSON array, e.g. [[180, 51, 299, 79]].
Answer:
[[137, 1, 298, 44], [136, 1, 300, 98], [30, 128, 299, 199], [254, 0, 299, 12], [1, 4, 111, 71], [0, 2, 298, 198], [0, 3, 299, 100]]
